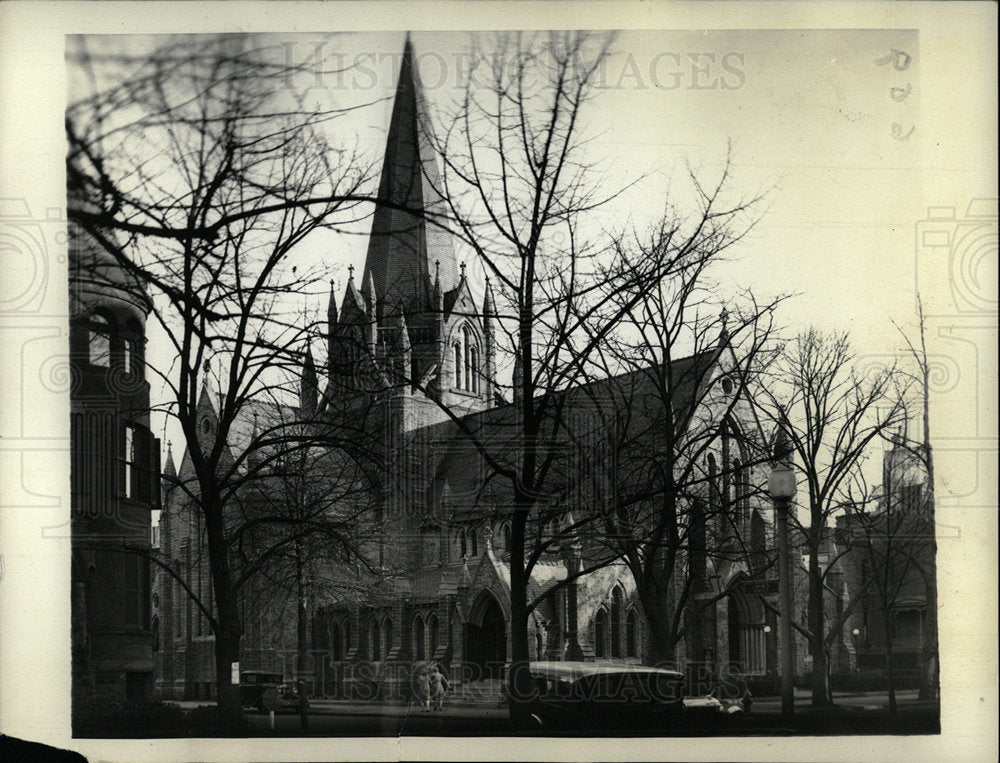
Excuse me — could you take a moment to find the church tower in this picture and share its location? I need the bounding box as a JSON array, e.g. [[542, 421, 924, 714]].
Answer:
[[329, 35, 496, 424]]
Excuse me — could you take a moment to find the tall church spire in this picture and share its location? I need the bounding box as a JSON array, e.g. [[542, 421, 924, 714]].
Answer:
[[362, 33, 459, 323]]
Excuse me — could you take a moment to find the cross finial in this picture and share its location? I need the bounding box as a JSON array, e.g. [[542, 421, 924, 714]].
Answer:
[[348, 264, 355, 281], [460, 261, 467, 279], [720, 307, 729, 328]]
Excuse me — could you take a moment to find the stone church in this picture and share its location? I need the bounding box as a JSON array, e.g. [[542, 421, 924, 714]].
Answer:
[[156, 37, 796, 702]]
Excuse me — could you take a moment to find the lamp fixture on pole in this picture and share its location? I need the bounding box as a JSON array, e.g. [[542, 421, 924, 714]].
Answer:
[[769, 426, 797, 721]]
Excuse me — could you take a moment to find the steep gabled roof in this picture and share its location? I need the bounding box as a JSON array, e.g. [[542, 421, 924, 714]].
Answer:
[[405, 347, 723, 516]]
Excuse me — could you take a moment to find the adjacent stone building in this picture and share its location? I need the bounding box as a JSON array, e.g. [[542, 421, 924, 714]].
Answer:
[[69, 201, 160, 705]]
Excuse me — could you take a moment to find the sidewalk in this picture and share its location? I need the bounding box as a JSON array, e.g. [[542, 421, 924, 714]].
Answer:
[[172, 699, 508, 720], [750, 688, 925, 711], [175, 688, 933, 717]]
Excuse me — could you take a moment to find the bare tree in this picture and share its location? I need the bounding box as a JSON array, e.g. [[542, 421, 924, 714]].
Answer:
[[236, 381, 383, 731], [572, 188, 783, 669], [400, 31, 641, 718], [394, 31, 780, 720], [838, 430, 933, 715], [755, 329, 909, 707], [892, 295, 939, 701], [66, 35, 377, 729]]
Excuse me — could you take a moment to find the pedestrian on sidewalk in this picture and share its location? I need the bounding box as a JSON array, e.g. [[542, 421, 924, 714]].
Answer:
[[413, 662, 431, 712], [430, 662, 450, 711]]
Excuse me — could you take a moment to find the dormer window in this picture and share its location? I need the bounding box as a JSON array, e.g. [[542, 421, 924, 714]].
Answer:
[[89, 312, 111, 368]]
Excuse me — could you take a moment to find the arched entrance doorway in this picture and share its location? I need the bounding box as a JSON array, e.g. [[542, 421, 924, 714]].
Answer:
[[727, 588, 766, 676], [466, 592, 507, 680]]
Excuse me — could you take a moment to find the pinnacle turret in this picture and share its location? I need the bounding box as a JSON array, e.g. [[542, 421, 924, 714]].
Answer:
[[482, 276, 497, 397], [163, 442, 176, 479], [364, 270, 379, 351], [301, 341, 318, 416]]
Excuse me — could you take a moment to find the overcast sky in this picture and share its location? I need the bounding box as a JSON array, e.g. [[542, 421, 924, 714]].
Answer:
[[59, 27, 993, 481]]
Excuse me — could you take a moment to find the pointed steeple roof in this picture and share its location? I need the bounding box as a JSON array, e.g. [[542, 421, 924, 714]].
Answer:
[[301, 341, 318, 415], [362, 34, 459, 322], [163, 442, 176, 478], [341, 265, 366, 321], [303, 343, 316, 379], [327, 278, 338, 328], [482, 274, 495, 321]]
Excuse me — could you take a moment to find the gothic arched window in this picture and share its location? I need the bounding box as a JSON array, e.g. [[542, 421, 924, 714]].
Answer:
[[463, 326, 472, 391], [332, 622, 343, 661], [371, 619, 381, 661], [611, 587, 624, 658], [470, 527, 478, 557], [382, 617, 393, 658], [89, 312, 112, 367], [459, 528, 467, 557], [454, 342, 463, 389], [502, 524, 511, 551], [470, 346, 480, 394], [626, 610, 637, 657], [594, 608, 608, 658], [734, 458, 749, 524], [428, 613, 439, 656], [412, 614, 425, 661]]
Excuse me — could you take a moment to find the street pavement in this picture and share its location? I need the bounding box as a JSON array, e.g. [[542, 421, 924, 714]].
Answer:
[[173, 689, 938, 737]]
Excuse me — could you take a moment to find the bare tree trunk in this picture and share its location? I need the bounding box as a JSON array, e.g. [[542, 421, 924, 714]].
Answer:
[[638, 587, 679, 667], [919, 329, 939, 702], [808, 546, 831, 707], [296, 543, 310, 732], [884, 615, 898, 715], [213, 625, 243, 730], [204, 492, 245, 731], [507, 508, 533, 726]]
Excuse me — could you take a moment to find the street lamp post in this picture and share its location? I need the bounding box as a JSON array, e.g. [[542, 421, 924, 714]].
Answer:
[[769, 431, 797, 721]]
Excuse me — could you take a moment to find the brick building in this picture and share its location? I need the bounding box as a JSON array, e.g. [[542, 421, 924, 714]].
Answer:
[[69, 197, 160, 705]]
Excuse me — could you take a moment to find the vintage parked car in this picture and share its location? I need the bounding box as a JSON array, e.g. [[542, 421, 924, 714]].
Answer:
[[524, 662, 685, 731], [239, 671, 285, 710], [682, 690, 750, 717], [279, 681, 301, 709]]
